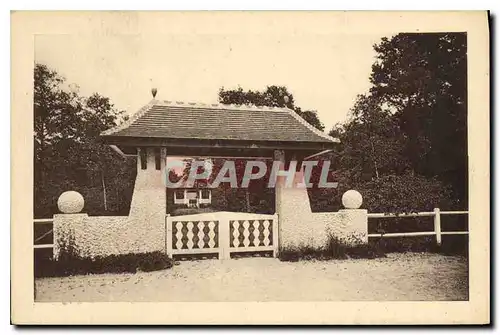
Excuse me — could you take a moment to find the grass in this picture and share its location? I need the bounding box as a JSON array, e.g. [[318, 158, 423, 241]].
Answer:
[[279, 234, 386, 262], [371, 235, 468, 256], [278, 233, 468, 262]]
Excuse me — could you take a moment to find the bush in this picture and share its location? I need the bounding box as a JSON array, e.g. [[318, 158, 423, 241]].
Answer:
[[136, 252, 174, 272], [372, 235, 468, 256], [371, 236, 437, 253], [277, 233, 467, 262], [34, 251, 174, 278], [278, 234, 386, 262], [324, 236, 349, 259], [171, 207, 216, 216], [279, 244, 328, 262], [356, 172, 458, 213], [439, 235, 468, 256]]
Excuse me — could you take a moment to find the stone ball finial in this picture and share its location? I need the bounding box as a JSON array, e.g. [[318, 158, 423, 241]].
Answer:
[[342, 190, 363, 209], [57, 191, 84, 214]]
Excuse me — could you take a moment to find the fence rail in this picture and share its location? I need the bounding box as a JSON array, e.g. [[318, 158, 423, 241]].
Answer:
[[367, 208, 468, 245], [34, 218, 54, 250], [35, 208, 467, 255]]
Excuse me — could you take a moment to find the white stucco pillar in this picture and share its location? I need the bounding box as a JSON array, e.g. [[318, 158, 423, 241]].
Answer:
[[337, 209, 368, 244], [274, 150, 320, 250], [128, 146, 167, 252], [274, 149, 285, 215], [53, 213, 88, 260], [338, 190, 368, 244], [146, 147, 156, 170]]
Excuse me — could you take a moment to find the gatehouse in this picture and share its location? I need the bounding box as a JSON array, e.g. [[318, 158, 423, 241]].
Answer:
[[53, 97, 368, 259]]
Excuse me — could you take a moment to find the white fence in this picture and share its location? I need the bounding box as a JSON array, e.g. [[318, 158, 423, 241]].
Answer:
[[36, 208, 466, 257], [33, 218, 54, 250], [367, 208, 468, 245], [166, 212, 279, 259]]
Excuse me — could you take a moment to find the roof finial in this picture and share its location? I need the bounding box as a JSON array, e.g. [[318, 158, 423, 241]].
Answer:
[[283, 94, 290, 108], [151, 88, 158, 98]]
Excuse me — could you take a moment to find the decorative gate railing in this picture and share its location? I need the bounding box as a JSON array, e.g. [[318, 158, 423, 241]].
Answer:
[[166, 212, 278, 259]]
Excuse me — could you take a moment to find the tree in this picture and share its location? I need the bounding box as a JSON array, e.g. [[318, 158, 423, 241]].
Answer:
[[177, 157, 275, 213], [369, 33, 467, 204], [330, 94, 410, 183], [34, 63, 135, 217], [325, 33, 467, 212], [326, 94, 458, 213], [213, 85, 325, 213], [34, 64, 82, 216], [219, 85, 325, 131]]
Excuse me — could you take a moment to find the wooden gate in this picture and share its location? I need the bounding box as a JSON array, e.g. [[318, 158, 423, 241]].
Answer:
[[165, 212, 278, 259]]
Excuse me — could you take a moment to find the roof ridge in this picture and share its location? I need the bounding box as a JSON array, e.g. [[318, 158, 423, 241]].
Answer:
[[284, 107, 340, 143], [156, 100, 288, 112]]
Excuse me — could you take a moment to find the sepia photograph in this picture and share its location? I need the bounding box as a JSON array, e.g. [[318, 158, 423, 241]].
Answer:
[[11, 11, 490, 324]]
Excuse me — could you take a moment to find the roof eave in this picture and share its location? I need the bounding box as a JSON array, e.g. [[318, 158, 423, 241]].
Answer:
[[101, 135, 337, 147]]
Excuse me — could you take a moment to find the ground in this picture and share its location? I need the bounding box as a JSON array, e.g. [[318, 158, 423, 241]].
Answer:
[[35, 252, 468, 302]]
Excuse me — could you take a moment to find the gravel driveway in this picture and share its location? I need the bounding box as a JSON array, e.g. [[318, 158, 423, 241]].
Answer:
[[35, 252, 468, 302]]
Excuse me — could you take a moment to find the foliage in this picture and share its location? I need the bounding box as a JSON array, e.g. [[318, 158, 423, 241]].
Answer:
[[354, 172, 456, 213], [327, 33, 467, 213], [34, 63, 136, 218], [167, 157, 276, 214], [332, 94, 410, 182], [219, 85, 325, 131], [171, 207, 216, 216], [277, 233, 466, 262], [35, 230, 174, 278], [372, 235, 468, 256], [369, 33, 468, 204], [278, 234, 386, 262], [56, 233, 80, 263], [328, 97, 459, 213], [209, 158, 275, 213], [34, 250, 174, 278], [219, 84, 329, 212]]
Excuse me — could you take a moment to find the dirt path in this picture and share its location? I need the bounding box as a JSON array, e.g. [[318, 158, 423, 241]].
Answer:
[[35, 253, 468, 302]]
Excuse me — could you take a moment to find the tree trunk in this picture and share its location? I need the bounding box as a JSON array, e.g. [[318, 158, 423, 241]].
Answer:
[[370, 140, 380, 180], [101, 170, 108, 211], [405, 96, 420, 170]]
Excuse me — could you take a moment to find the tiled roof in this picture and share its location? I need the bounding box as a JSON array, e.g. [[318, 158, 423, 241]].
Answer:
[[101, 100, 339, 144]]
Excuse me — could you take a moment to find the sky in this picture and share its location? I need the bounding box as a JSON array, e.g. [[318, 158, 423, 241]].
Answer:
[[35, 32, 388, 131]]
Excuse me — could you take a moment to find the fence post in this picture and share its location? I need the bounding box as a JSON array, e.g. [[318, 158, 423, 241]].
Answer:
[[166, 214, 172, 258], [434, 208, 442, 246], [272, 213, 279, 258], [219, 217, 230, 260]]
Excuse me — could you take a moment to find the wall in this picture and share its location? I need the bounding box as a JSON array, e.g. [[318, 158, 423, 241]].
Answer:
[[312, 210, 368, 246], [53, 207, 368, 258], [278, 201, 367, 249], [53, 148, 167, 259], [53, 214, 167, 258], [274, 150, 368, 249]]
